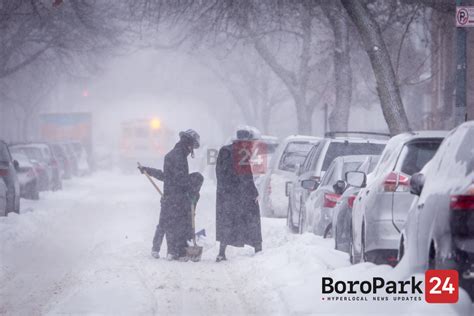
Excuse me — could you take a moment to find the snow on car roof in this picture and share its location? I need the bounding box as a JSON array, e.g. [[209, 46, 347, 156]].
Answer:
[[326, 137, 388, 144], [283, 135, 322, 143], [387, 130, 448, 145]]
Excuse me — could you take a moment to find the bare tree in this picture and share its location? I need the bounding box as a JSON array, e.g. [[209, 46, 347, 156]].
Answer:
[[133, 0, 334, 134], [0, 0, 123, 80], [341, 0, 411, 134], [322, 0, 352, 132]]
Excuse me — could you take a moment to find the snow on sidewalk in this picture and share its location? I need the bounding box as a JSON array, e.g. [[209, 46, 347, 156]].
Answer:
[[0, 171, 472, 315]]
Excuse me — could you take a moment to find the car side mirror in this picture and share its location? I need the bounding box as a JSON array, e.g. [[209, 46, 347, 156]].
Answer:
[[301, 179, 318, 191], [333, 180, 346, 195], [13, 160, 19, 171], [285, 181, 292, 197], [410, 172, 425, 196], [345, 171, 366, 188]]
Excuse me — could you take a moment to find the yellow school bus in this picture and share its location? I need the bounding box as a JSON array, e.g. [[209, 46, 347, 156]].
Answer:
[[119, 118, 174, 171]]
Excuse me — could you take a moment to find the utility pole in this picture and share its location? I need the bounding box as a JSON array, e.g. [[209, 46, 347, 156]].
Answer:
[[455, 0, 468, 125]]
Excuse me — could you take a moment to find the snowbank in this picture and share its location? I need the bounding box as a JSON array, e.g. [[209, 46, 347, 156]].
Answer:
[[0, 171, 472, 315]]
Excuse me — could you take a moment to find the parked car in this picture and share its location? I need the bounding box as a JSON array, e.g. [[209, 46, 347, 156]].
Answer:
[[10, 144, 54, 191], [349, 131, 447, 265], [70, 141, 91, 175], [0, 140, 20, 215], [60, 143, 79, 176], [50, 143, 72, 179], [10, 152, 40, 200], [287, 133, 387, 234], [398, 121, 474, 299], [0, 178, 7, 216], [301, 155, 369, 236], [254, 136, 279, 189], [260, 135, 322, 217], [331, 155, 380, 254]]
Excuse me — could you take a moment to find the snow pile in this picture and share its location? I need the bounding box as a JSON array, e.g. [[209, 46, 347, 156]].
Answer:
[[0, 171, 472, 315]]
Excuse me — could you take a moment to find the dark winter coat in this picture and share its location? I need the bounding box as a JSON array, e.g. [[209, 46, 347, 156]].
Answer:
[[160, 140, 194, 256], [215, 144, 262, 248]]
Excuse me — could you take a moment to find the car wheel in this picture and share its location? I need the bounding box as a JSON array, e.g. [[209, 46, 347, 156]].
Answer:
[[323, 223, 332, 239], [297, 198, 306, 234], [334, 225, 339, 250], [31, 182, 40, 200], [398, 236, 405, 261], [287, 200, 297, 234], [360, 223, 367, 263], [349, 240, 355, 264]]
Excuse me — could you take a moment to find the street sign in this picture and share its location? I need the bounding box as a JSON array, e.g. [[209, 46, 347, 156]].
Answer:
[[456, 6, 474, 27]]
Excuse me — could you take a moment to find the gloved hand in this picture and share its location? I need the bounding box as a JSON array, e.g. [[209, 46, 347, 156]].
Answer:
[[138, 166, 150, 174], [137, 165, 145, 174]]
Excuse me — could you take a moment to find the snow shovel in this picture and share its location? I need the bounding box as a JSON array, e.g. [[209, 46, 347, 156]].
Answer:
[[186, 204, 203, 262], [137, 162, 163, 196]]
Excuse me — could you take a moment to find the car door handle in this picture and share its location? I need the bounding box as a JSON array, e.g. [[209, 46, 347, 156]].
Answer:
[[365, 190, 370, 195], [417, 203, 424, 210]]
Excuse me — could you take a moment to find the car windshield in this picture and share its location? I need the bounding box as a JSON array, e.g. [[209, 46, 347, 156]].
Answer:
[[285, 142, 315, 153], [278, 141, 316, 172], [21, 147, 45, 162], [322, 142, 385, 171], [399, 140, 443, 176], [279, 152, 308, 172]]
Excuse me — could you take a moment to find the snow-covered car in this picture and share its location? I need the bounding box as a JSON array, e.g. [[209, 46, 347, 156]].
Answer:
[[10, 144, 56, 191], [0, 177, 6, 216], [331, 155, 380, 255], [398, 121, 474, 299], [10, 152, 40, 200], [349, 131, 447, 265], [70, 141, 91, 175], [50, 143, 73, 179], [301, 155, 368, 236], [287, 133, 386, 234], [253, 135, 279, 191], [0, 140, 20, 215], [59, 143, 79, 176], [260, 135, 321, 217]]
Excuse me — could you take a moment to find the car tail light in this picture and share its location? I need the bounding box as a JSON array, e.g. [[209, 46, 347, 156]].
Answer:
[[324, 193, 341, 208], [383, 171, 410, 192], [348, 194, 357, 209], [450, 186, 474, 211], [0, 168, 8, 176]]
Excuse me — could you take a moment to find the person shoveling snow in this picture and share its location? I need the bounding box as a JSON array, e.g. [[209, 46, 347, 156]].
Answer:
[[138, 129, 204, 261]]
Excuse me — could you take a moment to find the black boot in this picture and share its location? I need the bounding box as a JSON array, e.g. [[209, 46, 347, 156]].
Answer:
[[254, 243, 262, 254], [216, 243, 227, 262]]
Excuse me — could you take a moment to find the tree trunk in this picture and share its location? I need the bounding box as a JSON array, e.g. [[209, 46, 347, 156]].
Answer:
[[296, 98, 313, 135], [323, 0, 352, 132], [341, 0, 410, 135]]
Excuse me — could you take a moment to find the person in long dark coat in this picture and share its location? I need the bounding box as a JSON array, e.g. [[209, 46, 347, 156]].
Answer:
[[139, 129, 201, 260], [215, 127, 263, 262]]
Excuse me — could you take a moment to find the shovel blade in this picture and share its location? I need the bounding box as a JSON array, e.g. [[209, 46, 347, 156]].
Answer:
[[186, 246, 203, 262]]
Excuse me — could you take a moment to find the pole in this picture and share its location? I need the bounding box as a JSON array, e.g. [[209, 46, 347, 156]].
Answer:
[[455, 0, 467, 125], [324, 103, 328, 134]]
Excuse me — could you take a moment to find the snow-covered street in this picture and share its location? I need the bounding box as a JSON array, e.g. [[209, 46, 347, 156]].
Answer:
[[1, 172, 472, 315]]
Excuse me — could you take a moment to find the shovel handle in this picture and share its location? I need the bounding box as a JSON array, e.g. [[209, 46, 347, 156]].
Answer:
[[138, 162, 163, 196], [192, 204, 197, 246]]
